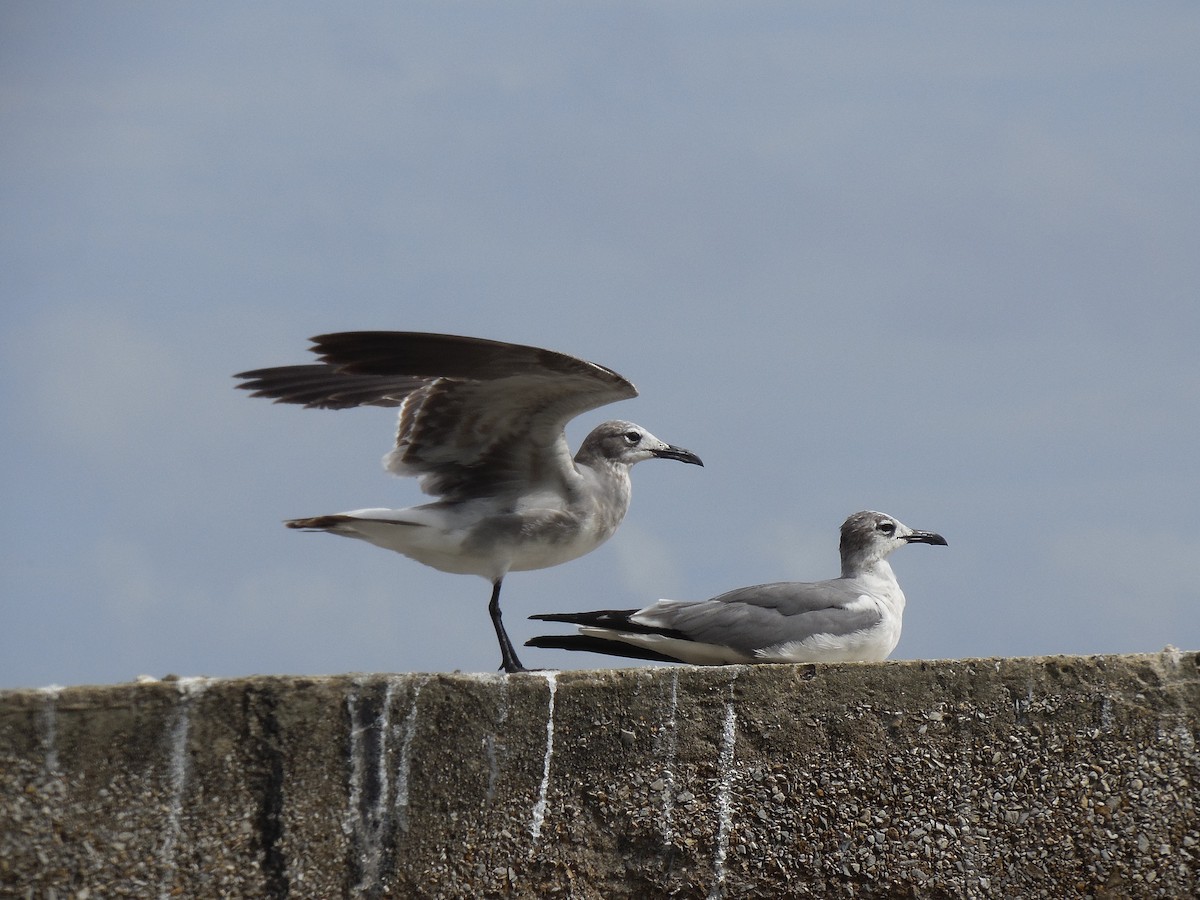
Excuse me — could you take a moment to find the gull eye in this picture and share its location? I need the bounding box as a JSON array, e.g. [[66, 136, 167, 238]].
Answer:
[[877, 520, 896, 535], [623, 430, 641, 445]]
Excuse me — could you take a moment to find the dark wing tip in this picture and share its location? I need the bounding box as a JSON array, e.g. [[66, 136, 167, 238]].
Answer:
[[524, 634, 682, 664], [306, 330, 637, 397], [528, 609, 640, 627], [284, 515, 350, 530], [234, 363, 423, 409], [528, 612, 580, 624]]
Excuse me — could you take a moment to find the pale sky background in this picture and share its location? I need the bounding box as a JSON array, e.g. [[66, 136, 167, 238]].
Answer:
[[3, 3, 1198, 688]]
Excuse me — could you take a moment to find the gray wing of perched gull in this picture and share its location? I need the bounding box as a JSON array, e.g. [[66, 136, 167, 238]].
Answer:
[[236, 331, 703, 674], [527, 511, 946, 665]]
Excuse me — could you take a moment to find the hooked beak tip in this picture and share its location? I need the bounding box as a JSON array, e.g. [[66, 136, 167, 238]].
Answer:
[[906, 531, 948, 547], [653, 446, 704, 467]]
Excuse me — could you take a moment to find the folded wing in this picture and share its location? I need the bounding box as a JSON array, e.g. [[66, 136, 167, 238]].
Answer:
[[530, 580, 883, 662]]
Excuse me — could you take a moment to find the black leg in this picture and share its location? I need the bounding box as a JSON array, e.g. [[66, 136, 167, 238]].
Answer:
[[488, 580, 527, 674]]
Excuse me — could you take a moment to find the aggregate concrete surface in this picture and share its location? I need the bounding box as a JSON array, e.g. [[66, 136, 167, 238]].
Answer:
[[2, 652, 1198, 898]]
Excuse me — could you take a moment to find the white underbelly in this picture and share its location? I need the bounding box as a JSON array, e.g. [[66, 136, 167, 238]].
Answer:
[[761, 616, 902, 664], [505, 528, 609, 572]]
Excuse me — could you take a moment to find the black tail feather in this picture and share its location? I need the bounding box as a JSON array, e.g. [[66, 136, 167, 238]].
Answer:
[[524, 634, 683, 664], [529, 609, 638, 627], [529, 609, 691, 640]]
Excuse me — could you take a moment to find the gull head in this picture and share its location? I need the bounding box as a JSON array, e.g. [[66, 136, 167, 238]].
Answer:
[[839, 510, 947, 576], [579, 420, 704, 469]]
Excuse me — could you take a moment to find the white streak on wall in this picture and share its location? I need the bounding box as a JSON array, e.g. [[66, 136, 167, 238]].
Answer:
[[38, 685, 64, 776], [529, 671, 558, 845], [394, 676, 428, 832], [160, 678, 209, 900], [659, 669, 680, 845], [708, 692, 738, 900]]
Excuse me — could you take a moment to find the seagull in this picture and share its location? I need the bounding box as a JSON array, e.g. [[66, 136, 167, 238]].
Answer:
[[526, 510, 946, 665], [235, 331, 703, 674]]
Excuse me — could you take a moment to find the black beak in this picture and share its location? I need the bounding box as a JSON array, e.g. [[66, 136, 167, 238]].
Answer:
[[905, 530, 948, 546], [651, 444, 704, 467]]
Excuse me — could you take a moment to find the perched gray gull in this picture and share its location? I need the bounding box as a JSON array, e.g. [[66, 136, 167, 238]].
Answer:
[[235, 331, 703, 674], [527, 510, 945, 665]]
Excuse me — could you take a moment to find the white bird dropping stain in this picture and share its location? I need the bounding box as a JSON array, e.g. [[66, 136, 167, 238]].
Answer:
[[375, 678, 400, 832], [484, 677, 510, 803], [160, 677, 209, 900], [528, 671, 557, 845], [37, 685, 64, 775], [345, 683, 365, 835], [345, 677, 404, 893], [483, 733, 500, 803], [393, 677, 428, 833], [1099, 695, 1115, 732], [658, 670, 680, 845], [708, 694, 738, 900]]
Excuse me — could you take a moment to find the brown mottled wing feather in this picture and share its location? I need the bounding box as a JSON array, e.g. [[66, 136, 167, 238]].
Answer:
[[233, 365, 428, 409], [235, 331, 638, 500], [309, 331, 619, 382]]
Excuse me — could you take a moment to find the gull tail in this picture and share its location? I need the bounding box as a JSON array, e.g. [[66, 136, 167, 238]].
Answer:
[[285, 515, 358, 531], [527, 609, 696, 664], [530, 609, 647, 631], [284, 513, 427, 546], [530, 609, 692, 639], [282, 508, 474, 569], [524, 633, 682, 663]]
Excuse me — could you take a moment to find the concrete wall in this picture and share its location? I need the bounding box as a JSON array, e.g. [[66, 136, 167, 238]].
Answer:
[[2, 652, 1198, 898]]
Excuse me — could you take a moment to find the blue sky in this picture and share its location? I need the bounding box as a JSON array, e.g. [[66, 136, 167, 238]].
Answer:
[[3, 3, 1198, 687]]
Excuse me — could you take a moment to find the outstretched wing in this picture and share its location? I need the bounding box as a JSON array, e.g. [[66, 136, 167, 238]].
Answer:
[[235, 331, 637, 500]]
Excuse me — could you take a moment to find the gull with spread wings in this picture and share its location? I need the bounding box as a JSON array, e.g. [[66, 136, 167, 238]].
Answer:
[[236, 331, 703, 673]]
